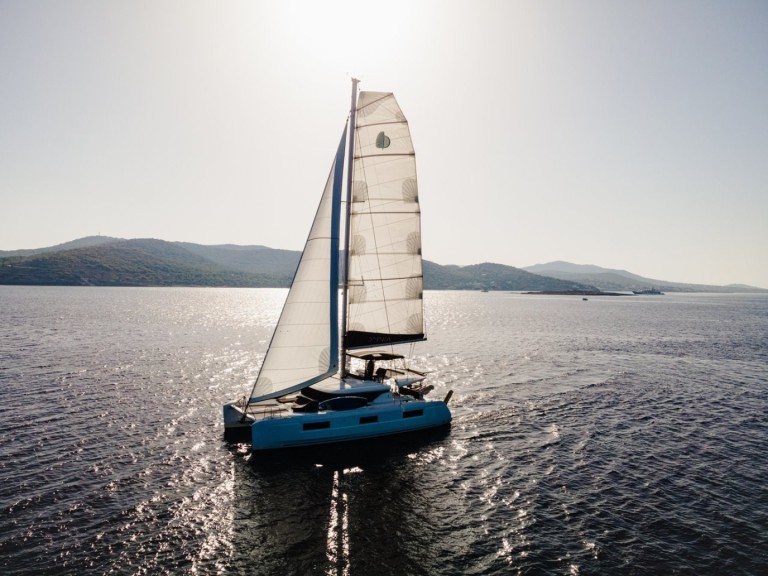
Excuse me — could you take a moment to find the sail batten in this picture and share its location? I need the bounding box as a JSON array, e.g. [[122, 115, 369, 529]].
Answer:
[[353, 153, 416, 159]]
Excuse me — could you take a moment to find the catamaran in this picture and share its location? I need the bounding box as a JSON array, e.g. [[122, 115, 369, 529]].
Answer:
[[223, 80, 452, 451]]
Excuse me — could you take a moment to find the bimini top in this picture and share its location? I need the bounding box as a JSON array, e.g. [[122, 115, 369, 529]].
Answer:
[[346, 351, 405, 361]]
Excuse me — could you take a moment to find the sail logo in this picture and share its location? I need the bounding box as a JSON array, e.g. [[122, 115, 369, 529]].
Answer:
[[376, 132, 391, 149]]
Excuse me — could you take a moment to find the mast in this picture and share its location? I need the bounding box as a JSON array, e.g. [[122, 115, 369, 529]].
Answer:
[[340, 77, 359, 378]]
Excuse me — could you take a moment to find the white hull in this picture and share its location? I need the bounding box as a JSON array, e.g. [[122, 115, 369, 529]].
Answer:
[[224, 392, 451, 451]]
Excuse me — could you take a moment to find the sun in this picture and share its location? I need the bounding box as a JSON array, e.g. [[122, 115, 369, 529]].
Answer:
[[272, 0, 419, 76]]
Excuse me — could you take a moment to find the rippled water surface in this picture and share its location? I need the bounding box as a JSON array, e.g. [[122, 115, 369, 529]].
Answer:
[[1, 287, 767, 575]]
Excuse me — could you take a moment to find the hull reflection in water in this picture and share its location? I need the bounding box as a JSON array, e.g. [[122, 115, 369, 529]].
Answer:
[[228, 429, 452, 576]]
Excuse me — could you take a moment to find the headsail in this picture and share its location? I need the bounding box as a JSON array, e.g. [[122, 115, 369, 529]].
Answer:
[[345, 92, 425, 350], [248, 127, 347, 403]]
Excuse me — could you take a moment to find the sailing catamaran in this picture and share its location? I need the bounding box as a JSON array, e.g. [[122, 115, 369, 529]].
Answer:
[[223, 80, 452, 450]]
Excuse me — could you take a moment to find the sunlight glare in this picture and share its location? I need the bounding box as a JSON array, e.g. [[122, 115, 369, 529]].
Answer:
[[275, 0, 419, 74]]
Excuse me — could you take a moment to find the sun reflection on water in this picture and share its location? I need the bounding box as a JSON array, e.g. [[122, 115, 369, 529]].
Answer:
[[325, 470, 350, 576]]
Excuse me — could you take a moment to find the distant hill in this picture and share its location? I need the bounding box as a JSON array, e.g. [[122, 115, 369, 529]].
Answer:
[[0, 238, 295, 287], [3, 238, 761, 292], [175, 242, 300, 278], [524, 261, 768, 294], [423, 261, 593, 291], [0, 235, 120, 258], [0, 237, 592, 291]]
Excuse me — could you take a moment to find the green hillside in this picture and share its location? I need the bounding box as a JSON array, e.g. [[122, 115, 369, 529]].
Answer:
[[423, 262, 594, 291], [3, 238, 762, 292], [523, 261, 768, 293], [0, 237, 590, 291], [0, 239, 291, 287]]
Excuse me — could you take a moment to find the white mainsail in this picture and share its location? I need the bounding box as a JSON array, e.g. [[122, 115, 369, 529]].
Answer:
[[247, 128, 347, 403], [345, 92, 425, 349]]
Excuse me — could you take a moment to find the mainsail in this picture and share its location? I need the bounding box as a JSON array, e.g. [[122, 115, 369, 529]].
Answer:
[[345, 92, 425, 350], [247, 128, 347, 403]]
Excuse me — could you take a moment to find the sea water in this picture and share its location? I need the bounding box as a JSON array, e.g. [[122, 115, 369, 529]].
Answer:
[[1, 287, 766, 575]]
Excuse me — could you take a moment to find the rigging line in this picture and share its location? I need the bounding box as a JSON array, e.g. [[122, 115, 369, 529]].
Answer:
[[340, 79, 358, 377], [406, 341, 416, 372]]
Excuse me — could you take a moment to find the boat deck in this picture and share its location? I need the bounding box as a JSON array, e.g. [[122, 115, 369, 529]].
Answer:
[[240, 401, 292, 421]]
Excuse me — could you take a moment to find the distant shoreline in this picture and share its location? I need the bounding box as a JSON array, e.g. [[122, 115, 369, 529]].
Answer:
[[523, 290, 632, 296]]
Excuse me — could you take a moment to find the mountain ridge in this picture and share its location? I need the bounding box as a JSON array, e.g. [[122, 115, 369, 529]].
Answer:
[[0, 238, 292, 287], [0, 237, 588, 291], [523, 261, 767, 293], [1, 238, 764, 292]]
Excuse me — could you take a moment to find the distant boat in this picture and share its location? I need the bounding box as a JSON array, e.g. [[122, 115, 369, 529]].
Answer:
[[223, 80, 452, 451], [633, 288, 665, 295]]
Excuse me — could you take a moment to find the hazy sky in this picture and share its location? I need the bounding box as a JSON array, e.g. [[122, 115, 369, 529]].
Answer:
[[1, 0, 766, 287]]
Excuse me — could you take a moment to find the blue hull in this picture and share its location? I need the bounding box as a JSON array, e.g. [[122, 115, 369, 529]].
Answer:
[[248, 397, 451, 451]]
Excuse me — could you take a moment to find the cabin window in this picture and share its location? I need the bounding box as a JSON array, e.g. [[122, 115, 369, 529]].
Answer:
[[403, 409, 423, 418], [360, 415, 378, 424], [303, 421, 330, 431]]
